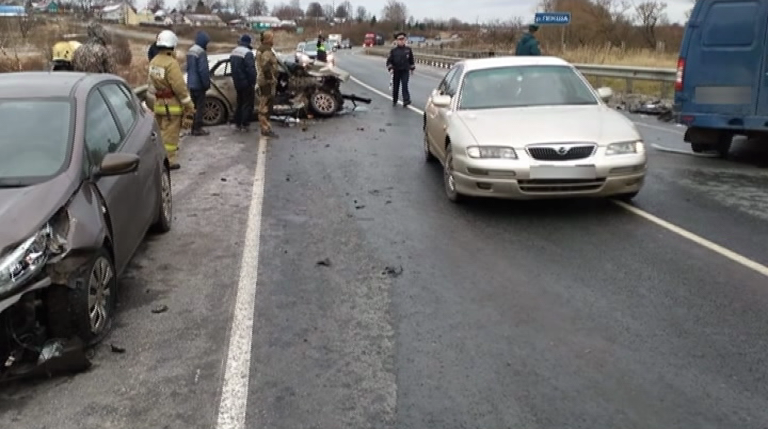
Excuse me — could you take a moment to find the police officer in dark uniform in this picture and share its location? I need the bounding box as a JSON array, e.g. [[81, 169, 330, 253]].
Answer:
[[386, 32, 415, 107]]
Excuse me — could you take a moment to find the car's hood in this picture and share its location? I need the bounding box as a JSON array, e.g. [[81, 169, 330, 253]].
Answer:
[[454, 105, 640, 146], [306, 62, 350, 82], [0, 173, 75, 252]]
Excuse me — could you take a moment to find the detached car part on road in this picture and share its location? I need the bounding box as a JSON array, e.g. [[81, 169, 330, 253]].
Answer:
[[423, 56, 647, 203], [0, 72, 172, 381], [182, 52, 370, 127]]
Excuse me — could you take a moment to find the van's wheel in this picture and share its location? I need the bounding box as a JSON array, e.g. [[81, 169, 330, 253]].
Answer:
[[150, 164, 172, 233], [309, 90, 339, 117], [715, 135, 732, 158], [68, 247, 118, 346], [202, 97, 226, 126], [691, 143, 709, 153]]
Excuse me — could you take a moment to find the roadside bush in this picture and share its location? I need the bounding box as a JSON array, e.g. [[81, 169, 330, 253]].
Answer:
[[0, 54, 45, 72], [111, 33, 133, 67]]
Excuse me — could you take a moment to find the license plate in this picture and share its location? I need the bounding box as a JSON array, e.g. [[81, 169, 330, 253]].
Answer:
[[529, 165, 597, 180]]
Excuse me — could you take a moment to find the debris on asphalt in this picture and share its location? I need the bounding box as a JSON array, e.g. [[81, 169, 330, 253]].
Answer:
[[316, 258, 332, 267], [357, 127, 365, 131], [110, 344, 126, 354], [379, 128, 386, 132], [220, 177, 227, 182], [382, 265, 404, 277], [151, 305, 169, 314], [355, 204, 366, 209]]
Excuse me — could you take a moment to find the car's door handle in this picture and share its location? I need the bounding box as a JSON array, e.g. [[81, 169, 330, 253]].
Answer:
[[151, 131, 158, 140]]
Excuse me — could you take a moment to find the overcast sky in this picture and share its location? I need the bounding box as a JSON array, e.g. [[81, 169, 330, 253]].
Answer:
[[141, 0, 693, 24], [351, 0, 693, 24]]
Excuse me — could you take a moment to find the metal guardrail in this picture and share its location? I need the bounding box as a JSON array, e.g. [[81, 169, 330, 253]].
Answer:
[[363, 47, 677, 98]]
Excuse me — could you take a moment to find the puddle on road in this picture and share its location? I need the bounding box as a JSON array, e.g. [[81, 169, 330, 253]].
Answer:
[[680, 169, 768, 221]]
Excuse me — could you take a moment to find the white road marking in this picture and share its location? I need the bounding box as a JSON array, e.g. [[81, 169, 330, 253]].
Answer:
[[215, 136, 268, 429], [651, 143, 719, 157], [348, 75, 768, 279]]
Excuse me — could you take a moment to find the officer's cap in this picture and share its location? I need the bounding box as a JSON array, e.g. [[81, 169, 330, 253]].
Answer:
[[394, 32, 406, 39]]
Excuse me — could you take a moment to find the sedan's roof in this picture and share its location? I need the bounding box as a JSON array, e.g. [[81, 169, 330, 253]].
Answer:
[[0, 72, 117, 99], [459, 56, 572, 72]]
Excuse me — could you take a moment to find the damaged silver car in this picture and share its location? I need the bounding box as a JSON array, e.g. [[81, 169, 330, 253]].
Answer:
[[0, 72, 172, 381]]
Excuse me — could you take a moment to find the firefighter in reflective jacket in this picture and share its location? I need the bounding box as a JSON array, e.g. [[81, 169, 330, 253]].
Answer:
[[145, 30, 194, 170]]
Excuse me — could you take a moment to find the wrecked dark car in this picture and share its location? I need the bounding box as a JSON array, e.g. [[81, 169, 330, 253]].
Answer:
[[176, 52, 371, 126], [0, 72, 172, 381]]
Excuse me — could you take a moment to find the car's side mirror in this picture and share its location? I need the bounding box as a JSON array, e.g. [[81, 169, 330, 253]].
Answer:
[[597, 87, 613, 101], [432, 94, 452, 108], [95, 152, 140, 178]]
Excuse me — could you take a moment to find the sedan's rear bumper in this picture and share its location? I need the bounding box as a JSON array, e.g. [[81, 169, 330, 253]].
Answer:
[[451, 157, 646, 199]]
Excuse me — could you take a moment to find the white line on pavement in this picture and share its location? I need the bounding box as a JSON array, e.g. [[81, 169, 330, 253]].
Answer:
[[215, 136, 268, 429], [349, 76, 768, 279]]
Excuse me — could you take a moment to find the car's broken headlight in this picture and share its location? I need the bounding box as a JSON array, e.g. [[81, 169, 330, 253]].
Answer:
[[607, 141, 644, 155], [466, 146, 517, 159], [0, 224, 64, 296]]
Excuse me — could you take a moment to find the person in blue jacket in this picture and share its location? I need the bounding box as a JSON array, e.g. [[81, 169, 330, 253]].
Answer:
[[515, 24, 541, 56], [186, 31, 211, 136], [229, 34, 256, 132]]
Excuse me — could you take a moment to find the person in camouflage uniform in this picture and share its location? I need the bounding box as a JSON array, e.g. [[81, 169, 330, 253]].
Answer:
[[72, 21, 116, 74], [256, 31, 279, 139]]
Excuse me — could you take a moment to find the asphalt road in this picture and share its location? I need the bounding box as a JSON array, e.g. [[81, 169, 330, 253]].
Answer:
[[2, 50, 768, 429]]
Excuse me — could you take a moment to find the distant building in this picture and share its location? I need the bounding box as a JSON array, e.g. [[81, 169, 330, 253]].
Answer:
[[32, 1, 59, 13], [0, 5, 26, 16], [184, 13, 225, 26], [97, 2, 139, 25]]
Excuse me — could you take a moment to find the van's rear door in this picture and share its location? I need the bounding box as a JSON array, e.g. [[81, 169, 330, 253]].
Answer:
[[683, 0, 766, 117]]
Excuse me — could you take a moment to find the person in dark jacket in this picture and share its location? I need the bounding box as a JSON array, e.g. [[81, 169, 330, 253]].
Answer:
[[148, 41, 159, 60], [515, 24, 541, 56], [316, 34, 327, 63], [386, 32, 415, 107], [229, 34, 256, 132], [186, 31, 211, 136]]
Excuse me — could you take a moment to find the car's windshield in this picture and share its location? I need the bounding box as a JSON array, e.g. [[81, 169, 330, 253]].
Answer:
[[0, 99, 72, 185], [458, 65, 598, 110]]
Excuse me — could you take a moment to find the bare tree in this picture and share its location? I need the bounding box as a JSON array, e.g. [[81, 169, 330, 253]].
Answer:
[[323, 3, 334, 19], [246, 0, 267, 15], [305, 1, 323, 17], [289, 0, 300, 8], [335, 0, 351, 18], [273, 2, 303, 19], [355, 5, 367, 22], [382, 0, 406, 24], [634, 1, 668, 48]]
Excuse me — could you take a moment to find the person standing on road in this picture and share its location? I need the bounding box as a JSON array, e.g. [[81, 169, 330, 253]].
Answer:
[[186, 31, 212, 136], [515, 24, 542, 56], [146, 30, 195, 171], [230, 34, 256, 132], [256, 30, 280, 140], [316, 34, 328, 63], [386, 32, 415, 107], [71, 21, 116, 74]]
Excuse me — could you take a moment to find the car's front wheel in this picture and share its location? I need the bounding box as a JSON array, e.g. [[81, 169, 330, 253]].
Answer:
[[203, 97, 226, 126], [69, 247, 118, 346], [309, 90, 340, 117], [443, 144, 464, 203]]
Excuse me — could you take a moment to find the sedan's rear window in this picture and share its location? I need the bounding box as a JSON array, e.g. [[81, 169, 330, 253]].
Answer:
[[0, 99, 72, 183], [459, 65, 599, 110]]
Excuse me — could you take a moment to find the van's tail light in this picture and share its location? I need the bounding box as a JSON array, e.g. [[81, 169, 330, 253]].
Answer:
[[675, 57, 685, 92]]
